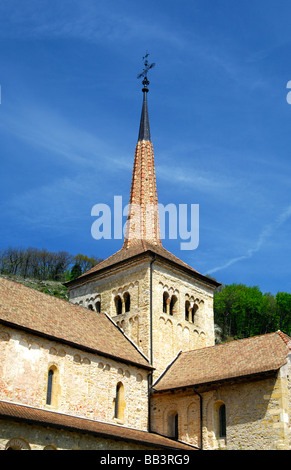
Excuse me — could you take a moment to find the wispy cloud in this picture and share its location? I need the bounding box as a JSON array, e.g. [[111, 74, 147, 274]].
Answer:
[[0, 1, 187, 49], [206, 204, 291, 276], [0, 99, 132, 172], [156, 161, 235, 196]]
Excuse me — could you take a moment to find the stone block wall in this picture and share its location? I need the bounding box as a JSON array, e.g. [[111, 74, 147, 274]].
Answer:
[[150, 368, 291, 450], [68, 260, 152, 361], [151, 261, 216, 379], [68, 257, 216, 382], [0, 325, 149, 431]]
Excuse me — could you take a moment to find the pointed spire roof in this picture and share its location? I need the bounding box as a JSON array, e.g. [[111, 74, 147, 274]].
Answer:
[[122, 85, 161, 249], [65, 61, 220, 289], [138, 89, 151, 142]]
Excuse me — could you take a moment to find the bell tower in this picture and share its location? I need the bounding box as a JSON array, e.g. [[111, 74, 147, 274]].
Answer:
[[65, 55, 219, 380]]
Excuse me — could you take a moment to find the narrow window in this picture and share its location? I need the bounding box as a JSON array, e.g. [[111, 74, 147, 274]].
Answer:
[[163, 292, 169, 313], [115, 296, 122, 315], [167, 411, 179, 440], [46, 369, 54, 405], [124, 292, 130, 312], [185, 300, 190, 321], [219, 404, 226, 438], [191, 304, 198, 323], [174, 413, 179, 440], [114, 382, 125, 421], [95, 301, 101, 313], [170, 295, 178, 316]]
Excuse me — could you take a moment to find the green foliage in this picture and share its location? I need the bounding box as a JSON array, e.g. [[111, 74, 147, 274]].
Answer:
[[214, 283, 291, 340], [0, 246, 103, 282]]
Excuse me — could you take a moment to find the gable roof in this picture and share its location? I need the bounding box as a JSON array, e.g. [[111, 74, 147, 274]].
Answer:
[[152, 331, 291, 392], [0, 277, 151, 370], [65, 241, 220, 288]]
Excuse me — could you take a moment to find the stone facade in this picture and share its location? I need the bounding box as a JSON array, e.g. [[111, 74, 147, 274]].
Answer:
[[0, 325, 149, 431], [152, 261, 215, 379], [150, 364, 291, 450], [67, 256, 216, 381]]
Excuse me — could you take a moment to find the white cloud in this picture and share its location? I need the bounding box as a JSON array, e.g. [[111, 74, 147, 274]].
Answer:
[[206, 204, 291, 276]]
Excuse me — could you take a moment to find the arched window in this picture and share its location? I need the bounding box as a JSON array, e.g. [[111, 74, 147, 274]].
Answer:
[[95, 301, 101, 313], [115, 296, 122, 315], [185, 300, 190, 321], [88, 304, 94, 311], [46, 368, 54, 405], [5, 438, 31, 450], [114, 382, 125, 421], [219, 404, 226, 438], [163, 292, 169, 313], [167, 411, 179, 440], [124, 292, 130, 312], [46, 366, 58, 407], [170, 295, 178, 316], [191, 304, 198, 323]]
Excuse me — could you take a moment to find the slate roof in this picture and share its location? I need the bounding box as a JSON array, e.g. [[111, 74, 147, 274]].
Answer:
[[0, 277, 151, 369], [138, 88, 151, 142], [152, 331, 291, 392], [0, 400, 197, 450]]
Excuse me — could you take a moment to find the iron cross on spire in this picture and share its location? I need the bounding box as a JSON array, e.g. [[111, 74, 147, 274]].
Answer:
[[137, 53, 155, 92]]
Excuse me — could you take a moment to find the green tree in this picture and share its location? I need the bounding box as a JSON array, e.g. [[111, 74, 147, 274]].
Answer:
[[214, 283, 289, 340], [275, 292, 291, 335], [69, 263, 83, 281], [71, 254, 102, 274]]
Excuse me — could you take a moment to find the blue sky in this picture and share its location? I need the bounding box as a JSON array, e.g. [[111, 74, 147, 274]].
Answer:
[[1, 0, 291, 294]]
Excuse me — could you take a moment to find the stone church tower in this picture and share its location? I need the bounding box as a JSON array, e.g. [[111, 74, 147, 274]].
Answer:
[[65, 75, 219, 380]]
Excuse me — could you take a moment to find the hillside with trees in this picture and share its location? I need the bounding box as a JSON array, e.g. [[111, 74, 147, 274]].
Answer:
[[214, 283, 291, 341], [0, 246, 102, 282], [0, 247, 103, 300], [0, 246, 290, 340]]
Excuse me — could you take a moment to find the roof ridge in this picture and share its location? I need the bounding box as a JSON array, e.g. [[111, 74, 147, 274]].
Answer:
[[276, 330, 291, 349], [181, 330, 291, 356], [103, 311, 152, 366]]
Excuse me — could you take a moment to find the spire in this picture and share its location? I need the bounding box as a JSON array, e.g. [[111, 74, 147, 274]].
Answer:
[[123, 55, 161, 250], [137, 53, 155, 143], [138, 90, 151, 142]]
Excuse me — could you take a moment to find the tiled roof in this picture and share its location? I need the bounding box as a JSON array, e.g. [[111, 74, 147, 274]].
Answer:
[[0, 277, 151, 369], [65, 88, 220, 290], [65, 241, 220, 288], [0, 400, 197, 450], [152, 331, 291, 392], [123, 140, 161, 249]]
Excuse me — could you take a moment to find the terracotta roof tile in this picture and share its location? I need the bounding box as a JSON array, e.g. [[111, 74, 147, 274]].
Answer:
[[66, 241, 219, 288], [0, 277, 151, 369], [65, 89, 220, 289], [0, 400, 197, 450], [153, 331, 291, 391]]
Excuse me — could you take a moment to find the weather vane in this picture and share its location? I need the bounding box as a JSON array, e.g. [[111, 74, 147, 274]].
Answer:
[[137, 53, 155, 92]]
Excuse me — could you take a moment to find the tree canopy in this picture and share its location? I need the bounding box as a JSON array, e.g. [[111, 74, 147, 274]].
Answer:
[[0, 246, 102, 282], [214, 283, 291, 340]]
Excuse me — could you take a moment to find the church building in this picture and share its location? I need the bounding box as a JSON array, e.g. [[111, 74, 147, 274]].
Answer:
[[0, 65, 290, 450]]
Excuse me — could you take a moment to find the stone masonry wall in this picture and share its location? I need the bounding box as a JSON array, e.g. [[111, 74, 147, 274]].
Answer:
[[0, 325, 149, 431], [68, 261, 152, 361], [151, 261, 216, 380], [68, 258, 216, 382], [150, 369, 291, 450]]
